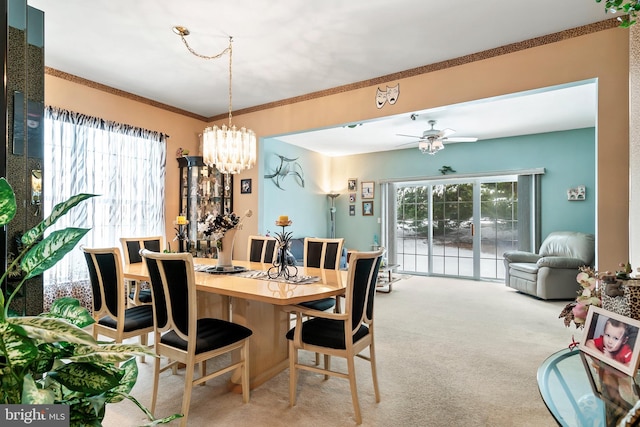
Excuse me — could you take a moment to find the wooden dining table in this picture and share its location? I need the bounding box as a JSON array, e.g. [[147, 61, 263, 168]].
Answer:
[[123, 258, 347, 390]]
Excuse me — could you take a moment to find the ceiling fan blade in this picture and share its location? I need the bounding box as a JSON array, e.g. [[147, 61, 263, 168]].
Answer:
[[396, 133, 422, 139], [395, 139, 422, 147], [439, 128, 456, 138], [442, 137, 478, 143]]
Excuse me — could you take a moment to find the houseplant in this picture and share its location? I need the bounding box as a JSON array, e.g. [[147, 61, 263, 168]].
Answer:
[[0, 178, 180, 426], [596, 0, 640, 27]]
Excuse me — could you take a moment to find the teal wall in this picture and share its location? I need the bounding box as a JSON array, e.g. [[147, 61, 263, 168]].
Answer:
[[263, 128, 596, 252], [261, 139, 331, 239]]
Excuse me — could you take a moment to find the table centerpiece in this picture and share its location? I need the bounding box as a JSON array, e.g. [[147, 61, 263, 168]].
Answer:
[[199, 209, 252, 271]]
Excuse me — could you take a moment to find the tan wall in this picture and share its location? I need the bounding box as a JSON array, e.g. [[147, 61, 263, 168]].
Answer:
[[45, 26, 629, 268]]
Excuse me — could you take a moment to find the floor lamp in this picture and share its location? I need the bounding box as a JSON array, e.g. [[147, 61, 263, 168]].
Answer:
[[328, 193, 340, 238]]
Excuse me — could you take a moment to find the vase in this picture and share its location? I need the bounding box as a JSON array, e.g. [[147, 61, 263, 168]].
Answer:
[[216, 228, 236, 271]]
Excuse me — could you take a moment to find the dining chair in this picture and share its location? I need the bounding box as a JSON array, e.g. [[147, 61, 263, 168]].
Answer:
[[81, 246, 154, 361], [140, 249, 252, 427], [120, 236, 164, 307], [247, 235, 278, 263], [286, 249, 383, 425], [299, 237, 345, 311]]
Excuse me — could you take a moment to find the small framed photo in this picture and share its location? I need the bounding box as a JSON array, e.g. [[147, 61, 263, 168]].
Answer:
[[240, 179, 252, 194], [361, 181, 375, 199], [579, 306, 640, 377], [348, 178, 357, 192], [567, 185, 586, 201], [349, 193, 356, 203], [362, 201, 373, 216], [349, 205, 355, 216]]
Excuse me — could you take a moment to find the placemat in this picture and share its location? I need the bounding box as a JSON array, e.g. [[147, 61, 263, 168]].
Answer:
[[194, 264, 319, 284]]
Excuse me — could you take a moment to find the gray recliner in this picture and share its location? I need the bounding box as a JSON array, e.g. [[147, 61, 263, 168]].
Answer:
[[503, 231, 595, 300]]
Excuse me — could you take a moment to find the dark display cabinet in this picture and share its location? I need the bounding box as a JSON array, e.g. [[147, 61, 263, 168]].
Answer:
[[177, 156, 232, 255]]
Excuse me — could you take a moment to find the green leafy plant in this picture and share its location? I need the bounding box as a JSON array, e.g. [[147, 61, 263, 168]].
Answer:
[[0, 178, 180, 426], [597, 0, 640, 27]]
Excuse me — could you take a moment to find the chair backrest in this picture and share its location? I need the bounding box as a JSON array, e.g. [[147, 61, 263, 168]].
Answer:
[[344, 249, 383, 332], [303, 237, 345, 269], [140, 250, 196, 343], [81, 246, 126, 322], [120, 236, 164, 265], [247, 235, 277, 263], [538, 231, 595, 264]]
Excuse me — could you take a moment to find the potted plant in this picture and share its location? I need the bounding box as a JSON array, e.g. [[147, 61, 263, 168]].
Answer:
[[597, 0, 640, 27], [0, 178, 180, 426]]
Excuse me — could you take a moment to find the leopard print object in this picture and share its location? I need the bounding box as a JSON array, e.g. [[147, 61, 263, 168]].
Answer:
[[602, 281, 640, 320], [625, 280, 640, 320]]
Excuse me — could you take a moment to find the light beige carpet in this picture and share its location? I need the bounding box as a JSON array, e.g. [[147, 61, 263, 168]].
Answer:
[[102, 276, 578, 426]]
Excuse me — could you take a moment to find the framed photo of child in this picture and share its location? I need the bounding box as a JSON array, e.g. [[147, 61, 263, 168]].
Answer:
[[579, 306, 640, 377]]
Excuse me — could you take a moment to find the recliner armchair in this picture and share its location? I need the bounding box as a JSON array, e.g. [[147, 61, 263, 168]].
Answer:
[[503, 231, 595, 300]]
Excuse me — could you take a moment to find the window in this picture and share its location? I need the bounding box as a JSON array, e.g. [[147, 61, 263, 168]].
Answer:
[[42, 107, 166, 308]]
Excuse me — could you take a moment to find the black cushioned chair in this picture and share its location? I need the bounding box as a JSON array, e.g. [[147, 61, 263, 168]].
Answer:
[[140, 250, 252, 427], [81, 246, 154, 361], [120, 236, 164, 306], [286, 249, 383, 425], [299, 237, 345, 311], [247, 235, 277, 263]]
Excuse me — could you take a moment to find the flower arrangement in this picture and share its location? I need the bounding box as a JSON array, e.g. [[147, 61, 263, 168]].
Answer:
[[198, 209, 252, 244], [559, 263, 640, 328], [559, 266, 603, 328]]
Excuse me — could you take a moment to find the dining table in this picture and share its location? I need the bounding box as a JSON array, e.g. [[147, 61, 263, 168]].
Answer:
[[123, 258, 348, 391]]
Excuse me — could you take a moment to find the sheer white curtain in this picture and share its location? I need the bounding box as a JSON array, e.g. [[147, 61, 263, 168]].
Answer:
[[42, 106, 166, 309]]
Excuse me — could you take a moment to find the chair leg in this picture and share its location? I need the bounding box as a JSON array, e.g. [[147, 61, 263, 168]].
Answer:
[[347, 356, 362, 425], [199, 361, 205, 386], [139, 333, 148, 364], [289, 340, 298, 407], [369, 342, 381, 403], [241, 340, 250, 403], [180, 359, 196, 427], [323, 354, 331, 380], [315, 352, 320, 366], [150, 352, 161, 415]]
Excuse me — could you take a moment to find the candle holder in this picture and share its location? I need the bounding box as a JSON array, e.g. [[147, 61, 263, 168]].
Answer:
[[173, 220, 190, 253], [267, 220, 298, 280]]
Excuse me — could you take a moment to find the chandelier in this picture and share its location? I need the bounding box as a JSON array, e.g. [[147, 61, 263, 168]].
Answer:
[[173, 27, 256, 174], [418, 137, 445, 155]]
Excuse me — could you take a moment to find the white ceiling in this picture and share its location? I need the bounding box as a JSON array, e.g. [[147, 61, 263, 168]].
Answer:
[[28, 0, 612, 156]]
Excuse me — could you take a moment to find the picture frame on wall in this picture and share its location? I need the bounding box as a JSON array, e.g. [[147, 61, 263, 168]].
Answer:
[[579, 306, 640, 377], [567, 185, 586, 201], [348, 178, 357, 192], [349, 193, 356, 203], [241, 179, 252, 194], [362, 201, 373, 216], [349, 205, 355, 216], [361, 181, 374, 199]]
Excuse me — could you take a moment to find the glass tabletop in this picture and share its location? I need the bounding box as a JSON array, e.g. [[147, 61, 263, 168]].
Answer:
[[537, 348, 640, 426]]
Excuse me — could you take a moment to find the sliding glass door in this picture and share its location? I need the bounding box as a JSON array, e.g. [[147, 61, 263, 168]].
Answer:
[[394, 176, 518, 280]]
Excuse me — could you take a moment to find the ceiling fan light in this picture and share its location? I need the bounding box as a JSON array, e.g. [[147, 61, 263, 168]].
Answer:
[[418, 141, 430, 154], [432, 140, 445, 151]]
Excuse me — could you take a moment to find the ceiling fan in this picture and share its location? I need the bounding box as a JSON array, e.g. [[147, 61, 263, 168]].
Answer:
[[396, 118, 478, 155]]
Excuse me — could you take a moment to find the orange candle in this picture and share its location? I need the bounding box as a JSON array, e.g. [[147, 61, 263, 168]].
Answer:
[[278, 215, 289, 223], [177, 215, 187, 225]]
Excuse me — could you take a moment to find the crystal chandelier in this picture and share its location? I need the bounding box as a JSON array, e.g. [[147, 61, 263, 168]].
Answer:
[[418, 137, 445, 155], [173, 27, 256, 174]]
